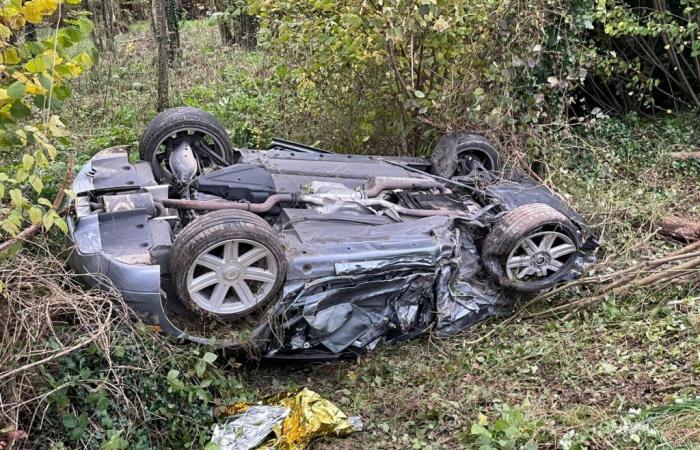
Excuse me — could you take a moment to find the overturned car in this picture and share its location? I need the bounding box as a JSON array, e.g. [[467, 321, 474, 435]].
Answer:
[[69, 107, 598, 359]]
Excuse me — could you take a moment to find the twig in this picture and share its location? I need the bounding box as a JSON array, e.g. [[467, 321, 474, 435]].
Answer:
[[530, 241, 700, 306], [532, 254, 700, 319], [0, 324, 109, 381]]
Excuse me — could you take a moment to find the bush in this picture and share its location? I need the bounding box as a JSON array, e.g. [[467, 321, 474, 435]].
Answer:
[[463, 403, 544, 450], [251, 0, 580, 154], [246, 0, 699, 155]]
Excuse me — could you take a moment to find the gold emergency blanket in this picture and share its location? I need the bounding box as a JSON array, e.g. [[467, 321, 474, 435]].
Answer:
[[213, 388, 361, 450]]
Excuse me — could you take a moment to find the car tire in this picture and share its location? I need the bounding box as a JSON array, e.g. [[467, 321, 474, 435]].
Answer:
[[482, 203, 580, 292], [139, 107, 235, 182], [170, 210, 287, 320], [430, 131, 501, 177]]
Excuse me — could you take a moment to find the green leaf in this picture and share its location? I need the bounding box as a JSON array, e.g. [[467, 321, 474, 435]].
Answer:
[[493, 419, 509, 432], [10, 101, 31, 120], [74, 51, 93, 69], [54, 85, 71, 101], [25, 56, 47, 73], [78, 17, 94, 34], [65, 27, 83, 42], [22, 154, 34, 171], [167, 369, 180, 380], [26, 41, 45, 55], [54, 64, 73, 78], [414, 89, 426, 98], [33, 94, 46, 108], [38, 73, 53, 91], [3, 48, 20, 65], [42, 212, 54, 231], [195, 359, 206, 377], [49, 98, 63, 111], [470, 423, 492, 438], [202, 352, 218, 364], [102, 430, 128, 450], [28, 206, 42, 224], [7, 81, 26, 99], [30, 175, 43, 194], [54, 216, 68, 234], [15, 168, 28, 183], [62, 414, 78, 429], [9, 189, 23, 208], [1, 221, 20, 236]]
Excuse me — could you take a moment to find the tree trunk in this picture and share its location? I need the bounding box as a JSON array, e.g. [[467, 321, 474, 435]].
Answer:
[[151, 0, 169, 111], [86, 0, 116, 52], [86, 0, 103, 51], [101, 0, 116, 53], [165, 0, 180, 66], [234, 14, 258, 50], [218, 14, 258, 49], [218, 21, 234, 46]]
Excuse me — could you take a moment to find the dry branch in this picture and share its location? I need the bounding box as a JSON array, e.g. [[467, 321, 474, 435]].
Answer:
[[657, 216, 700, 242], [527, 237, 700, 319], [0, 158, 74, 255], [670, 151, 700, 161]]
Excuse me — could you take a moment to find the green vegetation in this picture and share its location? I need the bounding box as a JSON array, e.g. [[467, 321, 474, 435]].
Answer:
[[0, 0, 93, 244], [1, 3, 699, 449], [39, 322, 252, 449]]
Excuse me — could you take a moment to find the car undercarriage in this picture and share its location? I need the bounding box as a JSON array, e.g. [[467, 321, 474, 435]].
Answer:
[[68, 107, 598, 360]]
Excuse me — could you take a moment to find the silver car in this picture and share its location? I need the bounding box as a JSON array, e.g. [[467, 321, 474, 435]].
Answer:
[[68, 107, 598, 360]]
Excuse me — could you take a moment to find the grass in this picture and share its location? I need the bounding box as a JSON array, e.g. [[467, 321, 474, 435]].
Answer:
[[56, 20, 700, 449]]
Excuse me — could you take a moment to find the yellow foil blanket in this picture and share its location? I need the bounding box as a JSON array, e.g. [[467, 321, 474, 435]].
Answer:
[[212, 388, 361, 450]]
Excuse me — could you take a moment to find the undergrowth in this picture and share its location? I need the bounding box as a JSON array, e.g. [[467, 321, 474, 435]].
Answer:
[[0, 245, 253, 450]]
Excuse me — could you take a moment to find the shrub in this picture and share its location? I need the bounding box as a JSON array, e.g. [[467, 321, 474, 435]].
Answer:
[[0, 1, 94, 246], [248, 0, 699, 154]]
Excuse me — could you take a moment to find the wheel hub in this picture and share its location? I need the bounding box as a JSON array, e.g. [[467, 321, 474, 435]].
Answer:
[[532, 252, 551, 266], [221, 264, 243, 282]]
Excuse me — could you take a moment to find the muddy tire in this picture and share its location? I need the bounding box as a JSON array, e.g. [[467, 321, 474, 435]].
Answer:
[[430, 132, 501, 178], [482, 203, 580, 292], [139, 107, 235, 182], [170, 210, 286, 320]]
